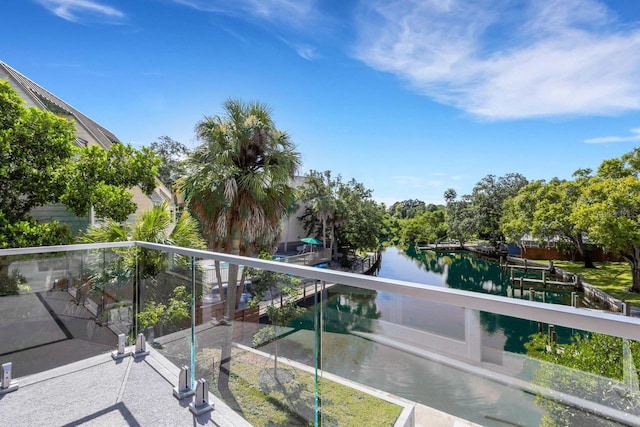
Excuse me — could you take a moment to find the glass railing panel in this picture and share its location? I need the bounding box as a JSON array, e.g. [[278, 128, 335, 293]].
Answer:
[[0, 248, 127, 377], [191, 259, 320, 426], [6, 243, 640, 427], [324, 286, 538, 426], [313, 277, 640, 427], [138, 248, 194, 367], [476, 311, 640, 427]]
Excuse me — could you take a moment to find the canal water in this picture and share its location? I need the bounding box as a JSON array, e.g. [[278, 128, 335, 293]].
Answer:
[[374, 245, 574, 353], [276, 246, 576, 426]]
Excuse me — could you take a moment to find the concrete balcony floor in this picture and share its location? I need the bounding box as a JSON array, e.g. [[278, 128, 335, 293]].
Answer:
[[0, 348, 250, 427], [0, 343, 483, 427]]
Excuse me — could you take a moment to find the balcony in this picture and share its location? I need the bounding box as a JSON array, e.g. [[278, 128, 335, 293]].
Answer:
[[1, 242, 639, 426]]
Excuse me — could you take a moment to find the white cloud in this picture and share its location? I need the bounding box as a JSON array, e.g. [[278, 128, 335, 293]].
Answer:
[[292, 44, 318, 61], [279, 37, 320, 61], [174, 0, 318, 30], [174, 0, 321, 60], [585, 128, 640, 144], [354, 0, 640, 119], [35, 0, 125, 23]]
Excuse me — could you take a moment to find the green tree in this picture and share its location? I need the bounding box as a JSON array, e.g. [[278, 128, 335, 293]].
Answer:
[[569, 148, 640, 291], [80, 201, 204, 274], [299, 170, 337, 251], [388, 199, 427, 219], [137, 285, 191, 337], [334, 178, 385, 253], [501, 178, 596, 268], [61, 143, 160, 223], [400, 208, 447, 245], [526, 332, 640, 426], [150, 136, 188, 197], [444, 189, 474, 246], [573, 178, 640, 291], [0, 79, 160, 247], [79, 202, 205, 329], [536, 178, 594, 268], [299, 173, 384, 255], [0, 82, 74, 221], [469, 173, 528, 244], [180, 99, 300, 391]]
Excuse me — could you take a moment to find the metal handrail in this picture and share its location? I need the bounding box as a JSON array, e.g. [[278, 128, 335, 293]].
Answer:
[[2, 241, 640, 340]]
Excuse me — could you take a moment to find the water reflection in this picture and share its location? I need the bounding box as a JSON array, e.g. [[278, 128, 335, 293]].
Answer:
[[278, 246, 558, 426], [376, 246, 576, 353]]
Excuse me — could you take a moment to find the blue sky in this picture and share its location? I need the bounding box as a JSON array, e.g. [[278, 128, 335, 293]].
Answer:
[[3, 0, 640, 206]]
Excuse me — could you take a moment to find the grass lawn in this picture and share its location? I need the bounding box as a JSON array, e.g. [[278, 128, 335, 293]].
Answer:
[[545, 260, 640, 306], [197, 347, 403, 426]]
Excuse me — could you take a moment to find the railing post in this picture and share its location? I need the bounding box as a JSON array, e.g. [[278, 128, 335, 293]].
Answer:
[[112, 333, 131, 360], [133, 333, 149, 358], [0, 362, 18, 395], [189, 379, 214, 415], [190, 256, 196, 390], [174, 365, 195, 400]]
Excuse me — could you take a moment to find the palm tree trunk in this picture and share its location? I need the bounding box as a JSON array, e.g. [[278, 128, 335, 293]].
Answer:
[[235, 268, 248, 307], [214, 260, 223, 302], [330, 224, 336, 259], [322, 217, 327, 249], [218, 225, 241, 394]]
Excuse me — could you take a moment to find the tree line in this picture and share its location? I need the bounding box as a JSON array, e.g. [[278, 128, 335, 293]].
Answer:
[[387, 149, 640, 293]]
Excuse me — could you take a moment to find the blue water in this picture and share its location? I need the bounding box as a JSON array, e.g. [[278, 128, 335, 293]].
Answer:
[[278, 246, 553, 426]]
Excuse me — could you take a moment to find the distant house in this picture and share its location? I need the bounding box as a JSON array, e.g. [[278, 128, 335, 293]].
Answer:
[[277, 176, 308, 253], [0, 60, 174, 232]]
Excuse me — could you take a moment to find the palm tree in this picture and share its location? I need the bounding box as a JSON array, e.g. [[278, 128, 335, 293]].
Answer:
[[300, 170, 336, 250], [180, 99, 300, 316], [78, 201, 205, 330], [180, 99, 300, 392]]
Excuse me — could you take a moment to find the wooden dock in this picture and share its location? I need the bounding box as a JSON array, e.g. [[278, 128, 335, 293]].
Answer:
[[258, 281, 337, 316], [417, 244, 464, 251]]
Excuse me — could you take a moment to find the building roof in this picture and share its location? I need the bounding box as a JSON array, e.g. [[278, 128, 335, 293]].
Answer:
[[0, 60, 119, 150]]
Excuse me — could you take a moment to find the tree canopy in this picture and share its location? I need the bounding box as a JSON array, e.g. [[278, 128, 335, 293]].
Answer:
[[180, 99, 300, 310], [150, 135, 188, 193], [571, 148, 640, 291], [441, 173, 527, 246], [501, 177, 595, 268], [299, 172, 385, 254], [0, 80, 160, 247]]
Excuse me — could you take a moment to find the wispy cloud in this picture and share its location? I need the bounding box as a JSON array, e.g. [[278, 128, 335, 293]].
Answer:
[[279, 37, 319, 61], [585, 128, 640, 144], [354, 0, 640, 120], [174, 0, 318, 30], [35, 0, 125, 24], [174, 0, 321, 60]]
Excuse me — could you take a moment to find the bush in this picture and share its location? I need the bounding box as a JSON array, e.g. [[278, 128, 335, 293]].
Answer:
[[0, 268, 27, 296]]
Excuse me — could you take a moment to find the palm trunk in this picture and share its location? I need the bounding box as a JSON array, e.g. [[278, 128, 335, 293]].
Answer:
[[218, 225, 241, 394], [235, 268, 247, 307], [322, 217, 327, 249], [271, 291, 279, 379], [214, 260, 223, 302], [330, 224, 336, 259]]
